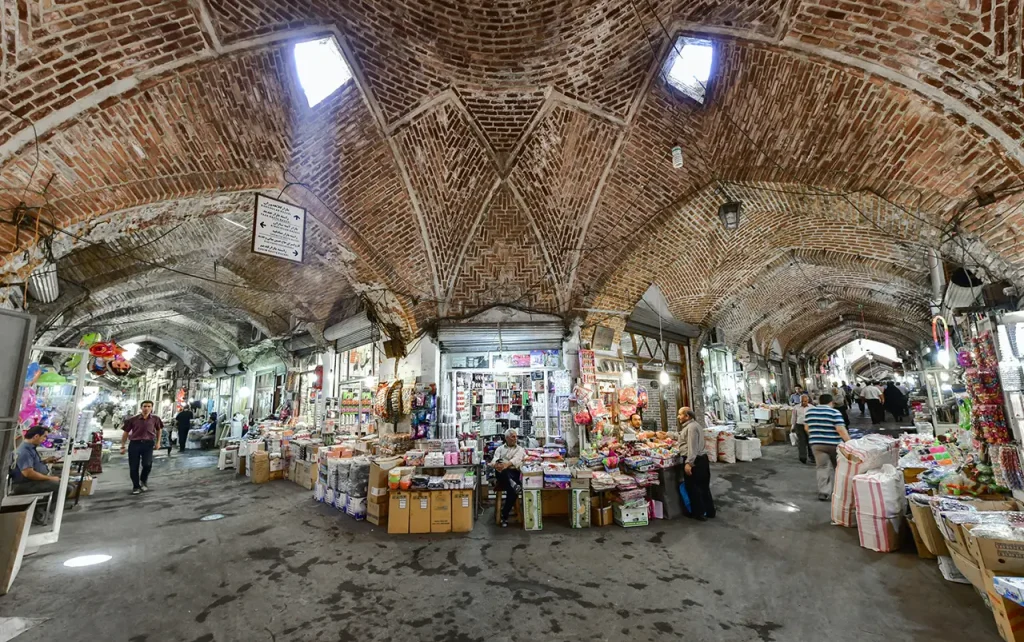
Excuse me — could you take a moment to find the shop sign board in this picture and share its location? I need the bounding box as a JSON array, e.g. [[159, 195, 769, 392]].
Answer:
[[252, 194, 306, 263]]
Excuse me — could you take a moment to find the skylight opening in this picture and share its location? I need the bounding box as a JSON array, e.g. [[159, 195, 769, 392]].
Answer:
[[665, 37, 714, 104], [293, 37, 353, 108]]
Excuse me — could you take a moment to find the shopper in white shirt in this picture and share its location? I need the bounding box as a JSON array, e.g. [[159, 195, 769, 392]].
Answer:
[[861, 382, 883, 424], [493, 428, 526, 527], [791, 394, 813, 465]]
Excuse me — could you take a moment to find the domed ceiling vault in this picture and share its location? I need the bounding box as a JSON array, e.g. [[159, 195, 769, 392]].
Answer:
[[0, 0, 1021, 364]]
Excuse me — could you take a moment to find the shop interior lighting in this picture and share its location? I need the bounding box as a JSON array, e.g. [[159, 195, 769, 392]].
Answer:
[[622, 369, 634, 386], [363, 375, 376, 388], [294, 37, 353, 108], [659, 369, 670, 386], [238, 386, 251, 397], [804, 377, 812, 384], [940, 372, 950, 382], [666, 38, 713, 104], [937, 348, 950, 369], [64, 554, 111, 568], [759, 377, 768, 387]]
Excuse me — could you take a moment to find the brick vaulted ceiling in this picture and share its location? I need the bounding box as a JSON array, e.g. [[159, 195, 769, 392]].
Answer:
[[1, 1, 1023, 365]]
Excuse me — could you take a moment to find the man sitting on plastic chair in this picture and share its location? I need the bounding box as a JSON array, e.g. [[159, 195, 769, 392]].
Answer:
[[492, 428, 526, 528], [10, 426, 62, 526]]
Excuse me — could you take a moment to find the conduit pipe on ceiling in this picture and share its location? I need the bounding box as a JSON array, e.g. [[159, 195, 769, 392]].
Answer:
[[209, 363, 246, 377], [927, 248, 945, 316]]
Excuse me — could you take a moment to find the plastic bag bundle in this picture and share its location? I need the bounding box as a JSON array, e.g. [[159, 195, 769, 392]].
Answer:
[[853, 465, 906, 552], [327, 458, 342, 490], [842, 434, 899, 469], [734, 437, 761, 462], [335, 458, 352, 496], [831, 435, 899, 527], [703, 430, 718, 463], [347, 457, 371, 498], [717, 431, 736, 464]]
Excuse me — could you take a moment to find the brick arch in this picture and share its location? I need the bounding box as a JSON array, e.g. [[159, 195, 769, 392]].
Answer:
[[2, 1, 1023, 353], [795, 319, 926, 358]]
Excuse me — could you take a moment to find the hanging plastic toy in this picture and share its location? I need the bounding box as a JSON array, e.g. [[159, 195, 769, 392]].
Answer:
[[932, 315, 951, 368], [87, 356, 108, 376], [66, 332, 102, 372], [108, 356, 132, 377]]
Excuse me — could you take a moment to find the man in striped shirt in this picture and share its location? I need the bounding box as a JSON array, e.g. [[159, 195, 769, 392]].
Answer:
[[805, 393, 851, 501]]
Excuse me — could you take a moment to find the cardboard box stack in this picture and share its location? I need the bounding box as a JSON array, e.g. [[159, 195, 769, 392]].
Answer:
[[928, 496, 1024, 641]]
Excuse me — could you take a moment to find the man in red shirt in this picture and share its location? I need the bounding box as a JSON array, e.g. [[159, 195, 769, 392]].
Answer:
[[121, 400, 163, 495]]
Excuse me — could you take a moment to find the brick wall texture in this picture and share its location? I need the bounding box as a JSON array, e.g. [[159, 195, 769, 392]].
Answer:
[[1, 0, 1022, 365]]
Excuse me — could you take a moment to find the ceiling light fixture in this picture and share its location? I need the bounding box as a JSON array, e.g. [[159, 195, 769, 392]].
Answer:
[[718, 201, 742, 230], [671, 145, 683, 169]]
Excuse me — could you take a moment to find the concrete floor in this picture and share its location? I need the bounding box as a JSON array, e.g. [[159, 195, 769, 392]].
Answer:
[[1, 416, 999, 642]]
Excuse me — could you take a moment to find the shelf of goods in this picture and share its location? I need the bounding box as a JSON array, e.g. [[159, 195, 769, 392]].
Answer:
[[450, 370, 562, 440]]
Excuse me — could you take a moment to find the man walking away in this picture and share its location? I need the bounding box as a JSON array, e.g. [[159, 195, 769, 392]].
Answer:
[[791, 394, 813, 465], [806, 394, 851, 501], [10, 426, 61, 525], [174, 405, 194, 454], [680, 407, 716, 521], [121, 400, 163, 495], [831, 384, 850, 425], [862, 382, 883, 424], [852, 382, 865, 416]]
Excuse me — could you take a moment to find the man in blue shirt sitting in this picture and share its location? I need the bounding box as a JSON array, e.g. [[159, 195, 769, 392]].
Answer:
[[10, 426, 61, 525]]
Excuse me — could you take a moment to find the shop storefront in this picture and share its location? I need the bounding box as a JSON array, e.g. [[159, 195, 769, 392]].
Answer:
[[701, 345, 743, 425], [437, 314, 569, 443]]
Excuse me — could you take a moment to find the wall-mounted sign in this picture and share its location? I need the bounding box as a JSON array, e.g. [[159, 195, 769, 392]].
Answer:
[[252, 194, 306, 263]]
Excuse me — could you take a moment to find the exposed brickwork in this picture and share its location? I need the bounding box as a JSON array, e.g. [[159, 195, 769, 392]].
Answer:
[[0, 1, 1022, 365], [449, 185, 559, 311]]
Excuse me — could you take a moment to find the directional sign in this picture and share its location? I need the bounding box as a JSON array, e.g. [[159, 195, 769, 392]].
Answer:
[[252, 194, 306, 263]]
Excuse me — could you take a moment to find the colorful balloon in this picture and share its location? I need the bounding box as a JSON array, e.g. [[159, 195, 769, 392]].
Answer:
[[24, 362, 41, 386], [18, 387, 40, 425]]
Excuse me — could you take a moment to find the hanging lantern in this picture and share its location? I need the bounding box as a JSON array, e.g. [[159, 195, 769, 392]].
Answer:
[[718, 201, 741, 230]]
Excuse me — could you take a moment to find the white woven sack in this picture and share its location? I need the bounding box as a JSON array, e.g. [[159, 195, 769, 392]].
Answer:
[[717, 432, 736, 464], [735, 438, 755, 462], [704, 431, 718, 463], [853, 464, 905, 519]]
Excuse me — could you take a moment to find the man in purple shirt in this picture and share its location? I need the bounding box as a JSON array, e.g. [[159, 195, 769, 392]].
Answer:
[[121, 400, 163, 495]]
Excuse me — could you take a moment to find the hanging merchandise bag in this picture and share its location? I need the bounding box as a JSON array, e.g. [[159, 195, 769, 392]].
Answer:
[[678, 481, 692, 515]]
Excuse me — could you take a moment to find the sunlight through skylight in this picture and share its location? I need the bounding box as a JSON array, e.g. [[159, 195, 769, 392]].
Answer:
[[666, 38, 713, 104], [294, 37, 353, 108]]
